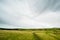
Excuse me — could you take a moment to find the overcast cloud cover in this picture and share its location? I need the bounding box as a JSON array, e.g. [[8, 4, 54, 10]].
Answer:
[[0, 0, 60, 28]]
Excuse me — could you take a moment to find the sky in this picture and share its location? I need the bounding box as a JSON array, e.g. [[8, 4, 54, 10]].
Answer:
[[0, 0, 60, 28]]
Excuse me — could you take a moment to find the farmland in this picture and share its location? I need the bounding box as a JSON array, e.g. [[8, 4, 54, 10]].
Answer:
[[0, 28, 60, 40]]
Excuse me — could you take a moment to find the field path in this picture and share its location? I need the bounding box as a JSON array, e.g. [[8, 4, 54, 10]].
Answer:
[[35, 32, 57, 40], [33, 32, 42, 40]]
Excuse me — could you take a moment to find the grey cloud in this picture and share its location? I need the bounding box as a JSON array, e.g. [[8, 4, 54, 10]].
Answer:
[[0, 0, 60, 28]]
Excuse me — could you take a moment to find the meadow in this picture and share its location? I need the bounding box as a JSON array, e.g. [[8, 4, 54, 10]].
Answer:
[[0, 28, 60, 40]]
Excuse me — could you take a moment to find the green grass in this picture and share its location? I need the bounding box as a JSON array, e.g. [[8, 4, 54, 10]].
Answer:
[[0, 29, 60, 40]]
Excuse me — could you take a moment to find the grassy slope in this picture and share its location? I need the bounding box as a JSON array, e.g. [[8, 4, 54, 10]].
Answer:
[[0, 29, 60, 40]]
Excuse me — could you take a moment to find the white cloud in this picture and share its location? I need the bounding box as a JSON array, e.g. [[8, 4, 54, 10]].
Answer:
[[0, 0, 60, 28]]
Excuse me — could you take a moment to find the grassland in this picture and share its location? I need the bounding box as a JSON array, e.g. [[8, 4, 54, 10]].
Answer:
[[0, 28, 60, 40]]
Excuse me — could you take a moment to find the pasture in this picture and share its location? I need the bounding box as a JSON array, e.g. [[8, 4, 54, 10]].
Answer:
[[0, 28, 60, 40]]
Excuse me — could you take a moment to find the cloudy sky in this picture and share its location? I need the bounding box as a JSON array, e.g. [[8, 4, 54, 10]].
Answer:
[[0, 0, 60, 28]]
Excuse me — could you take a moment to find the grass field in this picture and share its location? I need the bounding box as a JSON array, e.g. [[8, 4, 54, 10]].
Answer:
[[0, 28, 60, 40]]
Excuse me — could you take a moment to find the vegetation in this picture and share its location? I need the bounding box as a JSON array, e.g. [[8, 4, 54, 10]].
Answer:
[[0, 28, 60, 40]]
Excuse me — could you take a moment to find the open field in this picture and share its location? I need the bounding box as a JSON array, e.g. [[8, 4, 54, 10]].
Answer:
[[0, 28, 60, 40]]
